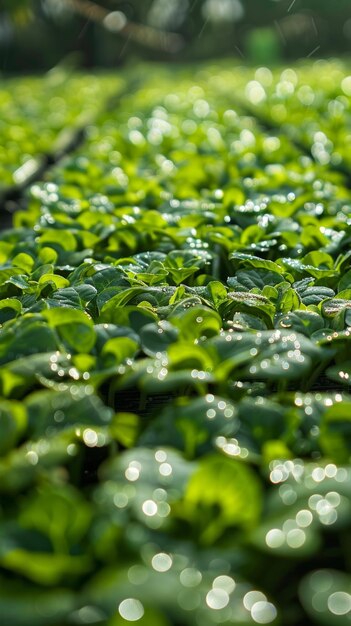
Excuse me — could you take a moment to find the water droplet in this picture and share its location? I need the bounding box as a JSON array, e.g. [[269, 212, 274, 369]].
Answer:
[[251, 601, 277, 624], [142, 500, 158, 516], [159, 463, 172, 477], [328, 592, 351, 615], [213, 575, 236, 593], [206, 588, 230, 610], [265, 529, 285, 549], [155, 450, 167, 463], [296, 510, 313, 528], [286, 529, 306, 548], [83, 429, 98, 447], [151, 552, 172, 572], [125, 463, 141, 482], [118, 599, 144, 622], [244, 591, 267, 611]]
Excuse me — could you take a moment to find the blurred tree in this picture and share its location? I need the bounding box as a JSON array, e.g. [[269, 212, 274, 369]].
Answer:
[[1, 0, 33, 22], [0, 0, 350, 73]]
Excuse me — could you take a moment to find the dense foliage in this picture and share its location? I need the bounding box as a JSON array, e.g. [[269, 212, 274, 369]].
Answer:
[[0, 70, 119, 190], [1, 59, 351, 625]]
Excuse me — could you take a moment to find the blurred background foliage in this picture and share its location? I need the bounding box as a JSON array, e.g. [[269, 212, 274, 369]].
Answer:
[[0, 0, 350, 73]]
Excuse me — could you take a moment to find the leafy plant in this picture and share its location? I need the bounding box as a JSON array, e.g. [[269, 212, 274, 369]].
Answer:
[[1, 59, 351, 626]]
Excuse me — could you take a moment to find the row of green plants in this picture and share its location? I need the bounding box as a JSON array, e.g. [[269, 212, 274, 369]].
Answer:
[[0, 68, 120, 190], [1, 61, 351, 625], [237, 60, 351, 170]]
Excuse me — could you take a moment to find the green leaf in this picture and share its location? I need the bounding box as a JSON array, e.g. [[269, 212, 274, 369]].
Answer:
[[275, 310, 325, 337], [140, 321, 178, 357], [206, 280, 228, 308], [0, 352, 71, 397], [293, 279, 335, 305], [0, 298, 22, 323], [170, 306, 222, 341], [220, 292, 275, 328], [109, 413, 140, 448], [99, 304, 157, 331], [98, 447, 193, 526], [167, 342, 213, 372], [279, 257, 337, 280], [42, 308, 96, 353], [40, 229, 77, 251], [140, 395, 238, 458], [39, 274, 70, 290], [0, 400, 27, 455], [252, 461, 351, 558], [26, 387, 112, 438], [322, 299, 351, 318], [0, 317, 58, 366], [102, 337, 139, 365], [209, 329, 325, 381], [229, 252, 283, 274], [20, 483, 91, 548], [46, 285, 97, 309], [179, 454, 262, 543], [228, 269, 284, 292]]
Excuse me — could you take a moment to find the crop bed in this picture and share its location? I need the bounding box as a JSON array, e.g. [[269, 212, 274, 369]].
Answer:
[[1, 60, 351, 626]]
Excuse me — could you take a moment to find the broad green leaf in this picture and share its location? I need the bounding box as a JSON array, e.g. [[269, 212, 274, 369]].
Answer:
[[0, 431, 78, 493], [98, 447, 193, 527], [38, 274, 70, 290], [84, 561, 276, 626], [0, 298, 22, 324], [205, 280, 228, 308], [169, 306, 222, 341], [220, 292, 275, 328], [102, 337, 139, 365], [140, 395, 238, 458], [229, 252, 283, 274], [167, 342, 213, 372], [40, 229, 77, 251], [0, 317, 58, 366], [99, 304, 157, 331], [179, 454, 262, 543], [275, 310, 325, 337], [293, 279, 334, 306], [278, 257, 337, 280], [42, 308, 96, 352], [252, 461, 351, 558], [228, 269, 284, 292], [20, 483, 91, 548], [0, 352, 71, 397], [140, 321, 178, 356], [0, 268, 23, 286], [209, 329, 325, 381], [26, 387, 112, 438]]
